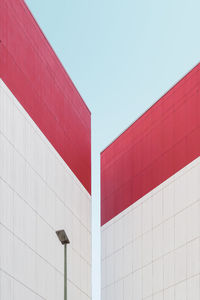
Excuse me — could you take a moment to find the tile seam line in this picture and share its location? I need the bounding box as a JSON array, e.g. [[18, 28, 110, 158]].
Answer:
[[0, 225, 92, 295], [102, 231, 200, 264], [7, 0, 91, 115], [0, 267, 45, 300], [0, 174, 92, 266], [0, 77, 91, 195], [0, 130, 91, 236], [0, 215, 91, 274], [101, 62, 200, 154], [0, 84, 91, 201], [102, 273, 200, 296], [0, 265, 91, 298], [0, 78, 91, 197]]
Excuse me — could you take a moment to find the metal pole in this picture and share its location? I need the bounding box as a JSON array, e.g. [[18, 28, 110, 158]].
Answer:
[[64, 244, 67, 300]]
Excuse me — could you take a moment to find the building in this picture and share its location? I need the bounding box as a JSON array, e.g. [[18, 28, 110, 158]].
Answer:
[[101, 64, 200, 300], [0, 1, 91, 299]]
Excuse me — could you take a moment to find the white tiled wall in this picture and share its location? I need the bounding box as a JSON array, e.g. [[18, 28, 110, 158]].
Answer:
[[101, 156, 200, 300], [0, 80, 91, 300]]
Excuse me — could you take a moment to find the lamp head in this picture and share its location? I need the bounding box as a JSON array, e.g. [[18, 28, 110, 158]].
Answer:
[[56, 230, 70, 245]]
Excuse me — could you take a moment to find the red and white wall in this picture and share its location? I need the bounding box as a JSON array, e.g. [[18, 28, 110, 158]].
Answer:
[[0, 1, 91, 300], [101, 64, 200, 300]]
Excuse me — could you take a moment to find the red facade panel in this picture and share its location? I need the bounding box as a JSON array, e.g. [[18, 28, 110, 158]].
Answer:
[[101, 64, 200, 225], [0, 0, 91, 194]]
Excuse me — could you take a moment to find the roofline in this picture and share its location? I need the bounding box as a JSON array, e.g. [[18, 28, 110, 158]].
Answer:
[[24, 0, 91, 115], [101, 62, 200, 155]]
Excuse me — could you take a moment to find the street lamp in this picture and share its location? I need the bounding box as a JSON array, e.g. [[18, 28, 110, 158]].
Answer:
[[56, 230, 70, 300]]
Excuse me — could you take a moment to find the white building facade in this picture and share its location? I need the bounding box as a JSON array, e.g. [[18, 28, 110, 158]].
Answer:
[[101, 158, 200, 300], [0, 1, 91, 299], [101, 64, 200, 300]]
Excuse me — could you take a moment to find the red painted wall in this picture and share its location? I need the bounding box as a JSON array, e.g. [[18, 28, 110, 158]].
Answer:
[[0, 0, 91, 194], [101, 63, 200, 225]]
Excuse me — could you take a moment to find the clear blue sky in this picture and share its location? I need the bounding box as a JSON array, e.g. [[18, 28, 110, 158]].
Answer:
[[25, 1, 200, 299]]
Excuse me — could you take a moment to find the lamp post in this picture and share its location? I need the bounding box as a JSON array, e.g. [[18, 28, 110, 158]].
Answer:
[[56, 230, 70, 300]]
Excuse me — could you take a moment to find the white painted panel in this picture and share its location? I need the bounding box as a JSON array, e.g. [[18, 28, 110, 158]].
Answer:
[[187, 239, 200, 278], [0, 80, 91, 299], [0, 271, 14, 300], [164, 287, 174, 300], [101, 156, 200, 300]]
